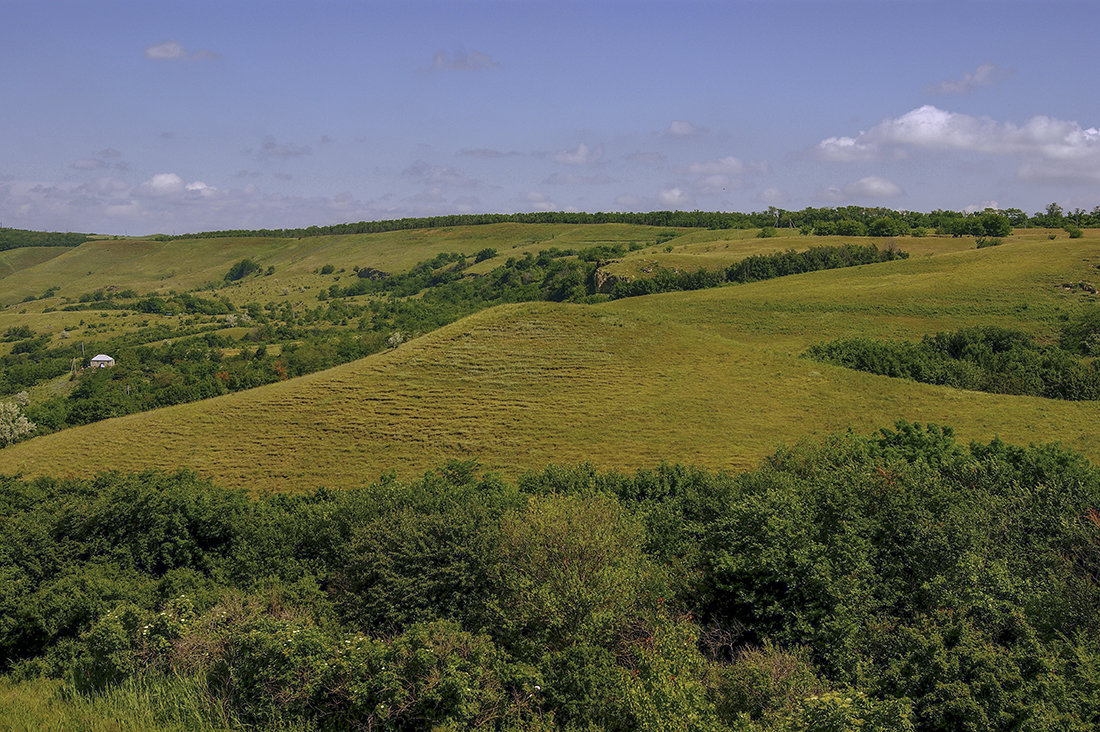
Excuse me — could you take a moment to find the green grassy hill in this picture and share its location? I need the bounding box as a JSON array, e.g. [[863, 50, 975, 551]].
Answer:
[[2, 228, 1097, 492]]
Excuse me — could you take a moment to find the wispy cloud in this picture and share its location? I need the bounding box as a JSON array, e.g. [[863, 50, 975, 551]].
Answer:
[[522, 191, 557, 211], [623, 151, 666, 167], [70, 148, 127, 171], [542, 172, 614, 185], [844, 176, 903, 198], [755, 187, 790, 206], [678, 156, 768, 176], [252, 136, 312, 161], [458, 148, 521, 159], [402, 160, 481, 188], [927, 64, 1009, 95], [420, 49, 500, 72], [144, 40, 220, 61], [818, 176, 903, 202], [553, 143, 603, 165]]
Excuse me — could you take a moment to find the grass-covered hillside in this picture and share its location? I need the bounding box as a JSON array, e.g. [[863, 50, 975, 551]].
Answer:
[[1, 224, 1097, 491]]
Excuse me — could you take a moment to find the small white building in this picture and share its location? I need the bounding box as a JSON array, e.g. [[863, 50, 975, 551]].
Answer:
[[90, 354, 115, 369]]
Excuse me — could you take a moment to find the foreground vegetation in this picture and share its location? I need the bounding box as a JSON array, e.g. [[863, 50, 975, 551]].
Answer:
[[2, 424, 1099, 730]]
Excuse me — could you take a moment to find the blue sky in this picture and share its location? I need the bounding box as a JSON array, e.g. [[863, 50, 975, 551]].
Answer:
[[2, 0, 1098, 234]]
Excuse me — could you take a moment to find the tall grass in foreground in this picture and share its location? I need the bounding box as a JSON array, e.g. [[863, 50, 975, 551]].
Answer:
[[0, 674, 301, 732]]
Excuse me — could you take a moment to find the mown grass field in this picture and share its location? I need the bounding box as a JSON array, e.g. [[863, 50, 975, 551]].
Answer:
[[1, 227, 1097, 492]]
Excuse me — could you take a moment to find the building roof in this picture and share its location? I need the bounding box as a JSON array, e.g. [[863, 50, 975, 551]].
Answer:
[[91, 354, 114, 361]]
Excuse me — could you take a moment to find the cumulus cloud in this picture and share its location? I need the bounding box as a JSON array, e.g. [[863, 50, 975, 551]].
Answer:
[[928, 64, 1008, 95], [253, 136, 312, 161], [144, 40, 220, 61], [658, 187, 693, 208], [135, 173, 187, 197], [553, 143, 603, 165], [421, 49, 500, 72], [815, 105, 1100, 182], [815, 135, 880, 163], [664, 120, 708, 138]]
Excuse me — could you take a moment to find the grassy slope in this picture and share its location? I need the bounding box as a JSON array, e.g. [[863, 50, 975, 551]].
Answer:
[[0, 223, 681, 308], [0, 223, 683, 348], [2, 231, 1097, 492]]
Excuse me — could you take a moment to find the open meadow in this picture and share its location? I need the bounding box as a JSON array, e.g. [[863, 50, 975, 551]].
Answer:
[[1, 225, 1097, 492]]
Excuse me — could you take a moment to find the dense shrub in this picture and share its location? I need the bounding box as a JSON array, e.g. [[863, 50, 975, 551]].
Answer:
[[223, 258, 261, 282], [4, 425, 1100, 729], [807, 325, 1100, 400]]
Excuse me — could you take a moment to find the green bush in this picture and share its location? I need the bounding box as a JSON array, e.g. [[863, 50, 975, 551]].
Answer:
[[223, 259, 261, 282]]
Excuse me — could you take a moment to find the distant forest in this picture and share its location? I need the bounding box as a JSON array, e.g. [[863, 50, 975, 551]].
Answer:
[[4, 204, 1098, 249], [0, 228, 96, 251], [153, 202, 1095, 241]]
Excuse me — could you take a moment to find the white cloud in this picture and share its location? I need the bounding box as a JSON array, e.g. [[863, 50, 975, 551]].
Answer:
[[134, 173, 220, 200], [0, 173, 431, 235], [843, 176, 903, 198], [137, 173, 186, 196], [684, 156, 745, 176], [928, 63, 1007, 95], [815, 135, 879, 163], [144, 40, 220, 61], [664, 120, 707, 138], [421, 49, 500, 72], [658, 187, 693, 208], [523, 191, 557, 211], [553, 143, 603, 165], [815, 105, 1100, 183], [756, 187, 790, 206], [693, 175, 734, 194], [817, 177, 903, 202], [964, 200, 1000, 213], [678, 156, 769, 177]]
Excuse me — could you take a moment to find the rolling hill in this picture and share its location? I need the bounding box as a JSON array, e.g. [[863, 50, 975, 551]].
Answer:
[[1, 227, 1097, 492]]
